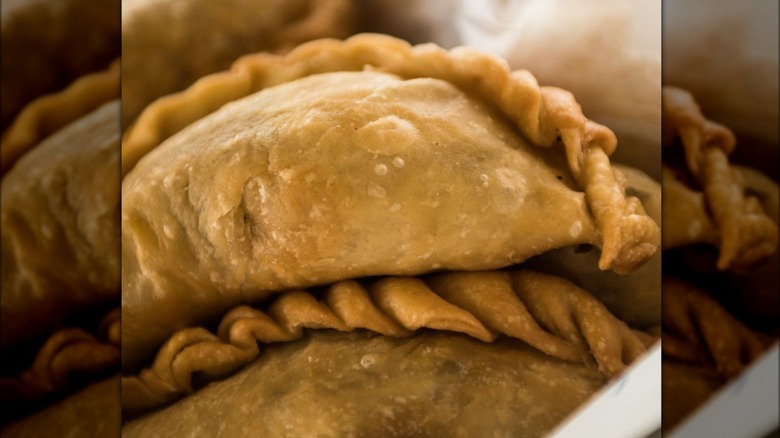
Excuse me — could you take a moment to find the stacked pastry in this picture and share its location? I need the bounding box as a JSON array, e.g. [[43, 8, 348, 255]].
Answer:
[[0, 0, 122, 435], [120, 34, 661, 436], [660, 86, 779, 431]]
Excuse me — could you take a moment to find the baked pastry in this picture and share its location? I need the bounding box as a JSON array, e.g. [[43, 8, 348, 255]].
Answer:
[[662, 86, 778, 271], [121, 0, 357, 125], [0, 68, 121, 432], [524, 163, 661, 328], [121, 34, 660, 435], [0, 0, 120, 132], [660, 86, 778, 431]]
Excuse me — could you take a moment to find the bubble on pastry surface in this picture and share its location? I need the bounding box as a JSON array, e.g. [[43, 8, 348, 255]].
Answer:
[[392, 157, 405, 168], [494, 167, 527, 192], [374, 164, 388, 176], [569, 221, 583, 237], [366, 183, 386, 198], [356, 116, 418, 155]]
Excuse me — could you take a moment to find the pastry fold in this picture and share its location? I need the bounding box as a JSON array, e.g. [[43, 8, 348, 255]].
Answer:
[[122, 269, 653, 414], [663, 86, 778, 270], [0, 308, 120, 404]]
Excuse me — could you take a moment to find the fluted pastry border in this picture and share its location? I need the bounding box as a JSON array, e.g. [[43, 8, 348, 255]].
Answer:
[[1, 60, 120, 176], [122, 33, 659, 273], [122, 269, 657, 414], [662, 86, 778, 270], [0, 308, 120, 405]]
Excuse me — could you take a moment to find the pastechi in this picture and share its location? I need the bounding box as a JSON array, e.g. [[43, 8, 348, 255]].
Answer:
[[121, 34, 660, 435], [0, 66, 121, 433], [660, 86, 778, 431]]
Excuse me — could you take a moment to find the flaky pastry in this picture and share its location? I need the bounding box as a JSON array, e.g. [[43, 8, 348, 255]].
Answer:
[[122, 35, 659, 370]]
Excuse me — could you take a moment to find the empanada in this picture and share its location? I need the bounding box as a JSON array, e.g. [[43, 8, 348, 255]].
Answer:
[[525, 164, 661, 328], [660, 86, 778, 431], [121, 0, 357, 125], [121, 35, 660, 435], [662, 86, 778, 271], [0, 69, 121, 430]]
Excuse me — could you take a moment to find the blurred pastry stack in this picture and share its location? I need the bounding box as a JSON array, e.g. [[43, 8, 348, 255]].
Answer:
[[0, 0, 121, 435], [662, 1, 779, 434]]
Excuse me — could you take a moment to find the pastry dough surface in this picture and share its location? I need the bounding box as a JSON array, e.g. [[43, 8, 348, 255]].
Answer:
[[0, 376, 119, 438], [121, 71, 604, 368], [526, 164, 661, 327], [123, 331, 605, 437], [1, 101, 120, 348]]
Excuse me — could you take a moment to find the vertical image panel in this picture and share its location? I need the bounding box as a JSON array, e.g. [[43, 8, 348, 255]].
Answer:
[[662, 0, 779, 436], [0, 0, 121, 435]]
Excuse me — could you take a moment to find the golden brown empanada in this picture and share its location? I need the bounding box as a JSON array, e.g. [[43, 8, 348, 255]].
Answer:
[[122, 35, 659, 370], [661, 278, 772, 431], [121, 0, 357, 125], [661, 85, 778, 432], [1, 99, 120, 348], [121, 34, 660, 435], [1, 69, 121, 431], [122, 269, 653, 415], [662, 86, 777, 271]]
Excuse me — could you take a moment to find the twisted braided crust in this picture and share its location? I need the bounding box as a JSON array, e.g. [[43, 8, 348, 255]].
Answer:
[[0, 308, 120, 404], [1, 60, 119, 175], [122, 270, 653, 414], [661, 278, 769, 379], [122, 33, 658, 274], [662, 86, 778, 270]]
